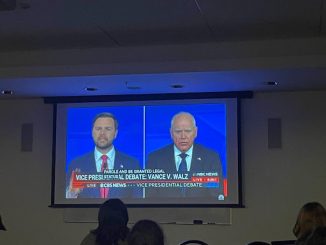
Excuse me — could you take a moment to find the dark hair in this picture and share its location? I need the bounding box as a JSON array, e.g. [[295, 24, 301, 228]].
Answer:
[[92, 112, 118, 130], [293, 202, 326, 239], [304, 226, 326, 245], [128, 219, 164, 245], [92, 199, 129, 245]]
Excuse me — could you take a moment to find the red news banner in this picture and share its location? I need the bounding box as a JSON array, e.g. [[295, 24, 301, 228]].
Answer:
[[71, 169, 220, 189]]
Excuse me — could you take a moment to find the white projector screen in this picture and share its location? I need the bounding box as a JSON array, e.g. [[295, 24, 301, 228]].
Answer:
[[49, 94, 244, 208]]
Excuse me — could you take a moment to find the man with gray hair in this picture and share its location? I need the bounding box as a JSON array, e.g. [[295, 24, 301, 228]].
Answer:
[[146, 111, 224, 199]]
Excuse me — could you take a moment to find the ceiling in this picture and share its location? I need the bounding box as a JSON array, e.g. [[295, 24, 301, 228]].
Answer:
[[1, 0, 326, 98]]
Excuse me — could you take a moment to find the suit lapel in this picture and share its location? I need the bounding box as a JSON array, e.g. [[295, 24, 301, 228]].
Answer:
[[190, 144, 202, 172], [168, 144, 178, 171], [85, 152, 97, 172], [113, 151, 125, 170]]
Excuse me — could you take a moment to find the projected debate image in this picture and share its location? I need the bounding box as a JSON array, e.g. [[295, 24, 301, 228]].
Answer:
[[54, 99, 239, 206]]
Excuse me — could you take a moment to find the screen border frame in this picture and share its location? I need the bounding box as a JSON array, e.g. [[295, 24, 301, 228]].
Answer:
[[46, 91, 252, 208]]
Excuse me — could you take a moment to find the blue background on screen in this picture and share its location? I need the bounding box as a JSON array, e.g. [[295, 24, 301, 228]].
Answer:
[[66, 106, 144, 171], [65, 103, 227, 177], [144, 104, 227, 176]]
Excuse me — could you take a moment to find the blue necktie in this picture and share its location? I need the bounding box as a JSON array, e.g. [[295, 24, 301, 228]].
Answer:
[[178, 153, 188, 196], [178, 153, 188, 172]]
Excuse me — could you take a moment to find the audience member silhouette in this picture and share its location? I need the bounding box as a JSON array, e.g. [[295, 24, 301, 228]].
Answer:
[[293, 202, 326, 245], [80, 199, 129, 245], [0, 215, 6, 231], [127, 219, 164, 245], [304, 226, 326, 245]]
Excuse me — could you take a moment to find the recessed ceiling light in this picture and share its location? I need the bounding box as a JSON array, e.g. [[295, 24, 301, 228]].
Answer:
[[1, 90, 14, 95], [84, 87, 98, 92]]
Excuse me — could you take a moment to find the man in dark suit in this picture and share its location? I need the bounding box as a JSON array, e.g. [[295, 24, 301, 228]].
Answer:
[[146, 112, 224, 199], [66, 112, 141, 199]]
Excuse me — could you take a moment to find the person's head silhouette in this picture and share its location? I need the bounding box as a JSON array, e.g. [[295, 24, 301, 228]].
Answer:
[[91, 199, 129, 245], [128, 219, 164, 245]]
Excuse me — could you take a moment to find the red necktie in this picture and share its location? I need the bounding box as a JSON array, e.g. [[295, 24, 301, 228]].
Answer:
[[100, 155, 109, 198], [101, 155, 108, 172]]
